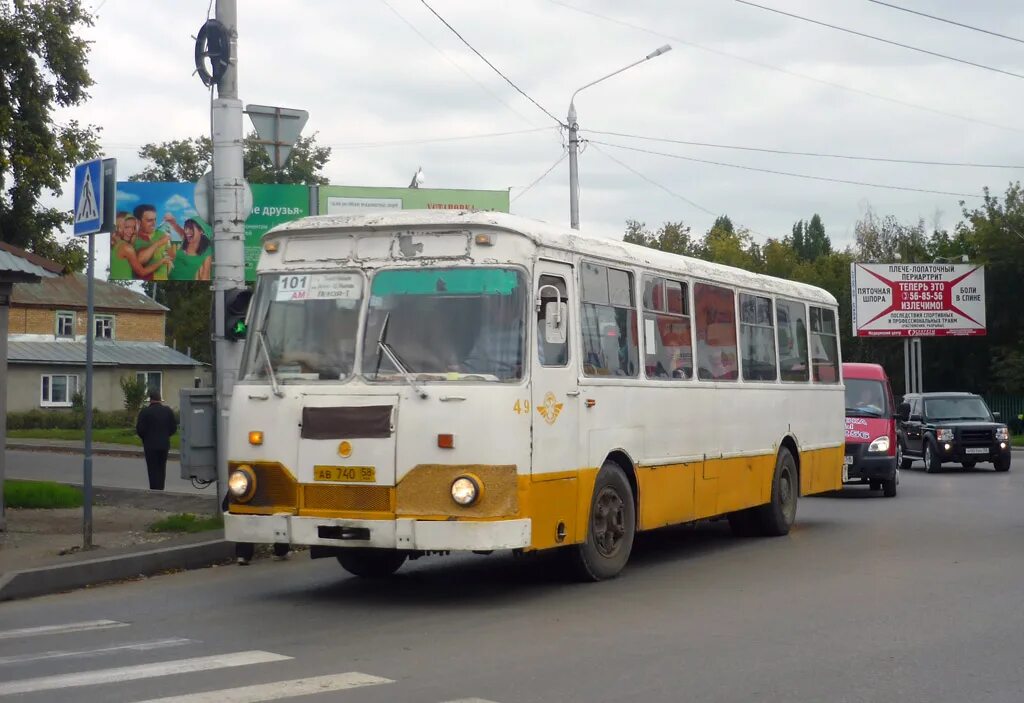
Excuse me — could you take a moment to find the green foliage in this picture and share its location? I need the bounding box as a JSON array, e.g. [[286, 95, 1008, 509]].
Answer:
[[71, 389, 84, 411], [7, 427, 181, 450], [623, 220, 696, 256], [148, 513, 223, 533], [129, 133, 332, 185], [6, 409, 137, 430], [791, 214, 831, 261], [120, 375, 148, 414], [4, 480, 83, 509], [0, 0, 100, 272]]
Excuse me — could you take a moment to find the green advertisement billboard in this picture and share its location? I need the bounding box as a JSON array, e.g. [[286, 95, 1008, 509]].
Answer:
[[319, 185, 509, 216], [244, 184, 309, 281]]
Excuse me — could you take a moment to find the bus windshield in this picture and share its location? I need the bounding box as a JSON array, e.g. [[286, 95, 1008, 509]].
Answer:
[[361, 267, 526, 382], [240, 272, 363, 383]]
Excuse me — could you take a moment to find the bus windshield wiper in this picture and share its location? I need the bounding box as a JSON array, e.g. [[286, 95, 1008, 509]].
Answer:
[[255, 304, 283, 398], [376, 312, 428, 399]]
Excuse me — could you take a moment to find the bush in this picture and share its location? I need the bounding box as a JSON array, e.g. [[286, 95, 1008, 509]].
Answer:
[[6, 408, 138, 430], [4, 480, 84, 509], [120, 375, 148, 414]]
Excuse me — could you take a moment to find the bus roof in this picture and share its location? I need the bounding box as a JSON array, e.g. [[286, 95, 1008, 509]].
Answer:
[[268, 210, 838, 306]]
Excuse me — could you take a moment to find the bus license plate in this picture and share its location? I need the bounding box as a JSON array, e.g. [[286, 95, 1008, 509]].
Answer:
[[313, 466, 376, 482], [965, 448, 989, 455]]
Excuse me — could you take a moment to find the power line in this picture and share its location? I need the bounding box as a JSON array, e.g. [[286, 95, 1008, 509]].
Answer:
[[735, 0, 1024, 81], [865, 1, 1024, 45], [547, 1, 1022, 134], [511, 151, 568, 203], [378, 0, 539, 126], [590, 139, 983, 198], [590, 144, 767, 238], [418, 0, 563, 126], [584, 129, 1024, 170], [101, 126, 558, 152]]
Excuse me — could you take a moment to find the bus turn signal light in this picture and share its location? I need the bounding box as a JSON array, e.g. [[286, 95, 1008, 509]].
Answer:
[[248, 431, 264, 446]]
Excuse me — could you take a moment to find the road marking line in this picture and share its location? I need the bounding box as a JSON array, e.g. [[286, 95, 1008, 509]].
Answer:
[[129, 672, 394, 702], [0, 638, 195, 666], [0, 650, 290, 696], [440, 699, 502, 703], [0, 620, 129, 641]]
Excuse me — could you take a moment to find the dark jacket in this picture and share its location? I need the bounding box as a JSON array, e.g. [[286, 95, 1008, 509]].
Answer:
[[136, 402, 178, 451]]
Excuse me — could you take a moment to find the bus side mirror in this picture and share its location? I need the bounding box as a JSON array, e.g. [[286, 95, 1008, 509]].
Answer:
[[544, 301, 567, 344], [897, 402, 911, 422]]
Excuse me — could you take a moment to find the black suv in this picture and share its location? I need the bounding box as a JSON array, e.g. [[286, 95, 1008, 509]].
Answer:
[[897, 393, 1011, 473]]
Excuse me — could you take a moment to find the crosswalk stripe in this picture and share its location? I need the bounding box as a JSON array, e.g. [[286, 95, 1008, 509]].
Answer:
[[0, 650, 290, 696], [0, 620, 128, 641], [129, 672, 394, 703], [0, 638, 195, 666]]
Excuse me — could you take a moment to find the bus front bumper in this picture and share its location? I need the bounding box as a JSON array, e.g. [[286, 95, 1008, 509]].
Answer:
[[224, 513, 532, 552]]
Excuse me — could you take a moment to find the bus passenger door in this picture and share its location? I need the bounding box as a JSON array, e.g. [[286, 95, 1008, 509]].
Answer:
[[530, 264, 582, 546]]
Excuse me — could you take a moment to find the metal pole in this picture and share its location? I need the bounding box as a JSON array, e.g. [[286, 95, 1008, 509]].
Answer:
[[213, 0, 246, 509], [904, 337, 911, 396], [915, 338, 923, 393], [0, 283, 10, 532], [568, 102, 580, 230], [83, 234, 95, 549]]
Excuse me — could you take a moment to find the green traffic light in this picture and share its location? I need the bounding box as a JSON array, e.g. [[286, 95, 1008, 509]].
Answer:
[[233, 320, 247, 335]]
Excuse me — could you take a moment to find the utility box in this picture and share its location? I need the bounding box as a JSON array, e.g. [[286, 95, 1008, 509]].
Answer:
[[180, 388, 216, 482]]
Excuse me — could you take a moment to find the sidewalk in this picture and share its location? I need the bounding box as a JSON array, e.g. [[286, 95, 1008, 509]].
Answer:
[[6, 437, 179, 460]]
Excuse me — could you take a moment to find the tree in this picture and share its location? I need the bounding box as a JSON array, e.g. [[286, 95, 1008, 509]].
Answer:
[[623, 220, 696, 256], [130, 133, 332, 185], [791, 214, 831, 261], [0, 0, 100, 271], [854, 207, 927, 263]]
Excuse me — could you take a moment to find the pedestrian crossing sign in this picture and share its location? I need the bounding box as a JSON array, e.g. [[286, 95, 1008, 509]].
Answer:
[[73, 159, 103, 236]]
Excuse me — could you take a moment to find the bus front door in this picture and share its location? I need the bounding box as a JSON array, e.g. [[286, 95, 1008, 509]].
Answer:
[[530, 263, 582, 546]]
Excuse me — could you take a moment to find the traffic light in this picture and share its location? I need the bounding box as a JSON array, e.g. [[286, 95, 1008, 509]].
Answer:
[[224, 288, 252, 341]]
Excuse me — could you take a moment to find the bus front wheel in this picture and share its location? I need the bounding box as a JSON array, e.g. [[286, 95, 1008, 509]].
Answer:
[[569, 461, 636, 581], [751, 447, 798, 537], [336, 549, 406, 578]]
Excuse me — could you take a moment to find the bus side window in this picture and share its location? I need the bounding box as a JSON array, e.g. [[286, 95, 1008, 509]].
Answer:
[[538, 274, 569, 367]]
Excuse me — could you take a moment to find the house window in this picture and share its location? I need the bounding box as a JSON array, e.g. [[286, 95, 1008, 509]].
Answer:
[[95, 315, 114, 340], [137, 371, 163, 397], [56, 311, 75, 338], [41, 374, 79, 407]]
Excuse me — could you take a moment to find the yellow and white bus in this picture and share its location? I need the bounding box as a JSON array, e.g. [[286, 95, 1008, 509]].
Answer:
[[224, 211, 844, 580]]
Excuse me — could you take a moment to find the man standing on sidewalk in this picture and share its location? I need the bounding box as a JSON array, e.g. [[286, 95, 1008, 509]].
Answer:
[[135, 389, 177, 490]]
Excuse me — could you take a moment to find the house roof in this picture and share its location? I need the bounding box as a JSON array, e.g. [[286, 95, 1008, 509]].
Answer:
[[10, 273, 167, 312], [7, 341, 202, 368], [0, 241, 65, 280]]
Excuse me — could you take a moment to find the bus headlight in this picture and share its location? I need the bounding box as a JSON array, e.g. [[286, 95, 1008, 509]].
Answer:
[[450, 475, 481, 506], [228, 466, 257, 502], [868, 436, 890, 454]]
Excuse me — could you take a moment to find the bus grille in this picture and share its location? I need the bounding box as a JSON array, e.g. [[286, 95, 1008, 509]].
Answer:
[[247, 464, 297, 511], [301, 485, 393, 514]]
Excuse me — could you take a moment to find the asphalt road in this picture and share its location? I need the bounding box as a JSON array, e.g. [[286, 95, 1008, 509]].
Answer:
[[2, 462, 1023, 703], [4, 449, 206, 494]]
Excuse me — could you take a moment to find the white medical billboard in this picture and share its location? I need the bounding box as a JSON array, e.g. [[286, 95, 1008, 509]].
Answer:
[[850, 263, 986, 337]]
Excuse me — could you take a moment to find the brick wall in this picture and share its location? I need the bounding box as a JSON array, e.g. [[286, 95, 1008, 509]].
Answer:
[[10, 306, 165, 342]]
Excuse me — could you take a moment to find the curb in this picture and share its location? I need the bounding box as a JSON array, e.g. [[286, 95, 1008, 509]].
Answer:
[[0, 538, 235, 602], [6, 442, 180, 460]]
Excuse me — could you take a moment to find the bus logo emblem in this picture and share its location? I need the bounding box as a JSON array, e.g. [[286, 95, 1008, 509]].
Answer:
[[537, 392, 564, 425]]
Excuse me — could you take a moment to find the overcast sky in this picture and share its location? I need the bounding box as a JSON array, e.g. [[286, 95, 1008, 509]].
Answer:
[[57, 0, 1024, 268]]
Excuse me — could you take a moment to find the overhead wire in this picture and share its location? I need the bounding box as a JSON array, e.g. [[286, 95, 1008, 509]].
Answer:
[[589, 143, 767, 238], [865, 1, 1024, 45], [547, 0, 1024, 134], [735, 0, 1024, 81], [511, 151, 568, 203], [590, 139, 984, 199], [377, 0, 539, 126], [418, 0, 564, 126], [584, 129, 1024, 170]]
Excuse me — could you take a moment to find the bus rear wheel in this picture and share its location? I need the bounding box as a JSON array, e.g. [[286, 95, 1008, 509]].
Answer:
[[569, 461, 636, 581], [750, 447, 798, 536], [336, 549, 406, 578]]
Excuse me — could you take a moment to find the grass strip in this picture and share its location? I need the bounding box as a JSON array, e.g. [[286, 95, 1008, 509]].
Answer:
[[4, 480, 84, 509], [148, 513, 224, 533]]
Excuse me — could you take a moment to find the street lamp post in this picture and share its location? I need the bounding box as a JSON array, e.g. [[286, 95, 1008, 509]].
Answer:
[[567, 45, 672, 230]]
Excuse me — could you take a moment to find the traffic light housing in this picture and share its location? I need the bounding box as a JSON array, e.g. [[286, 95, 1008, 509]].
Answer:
[[224, 288, 252, 341]]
